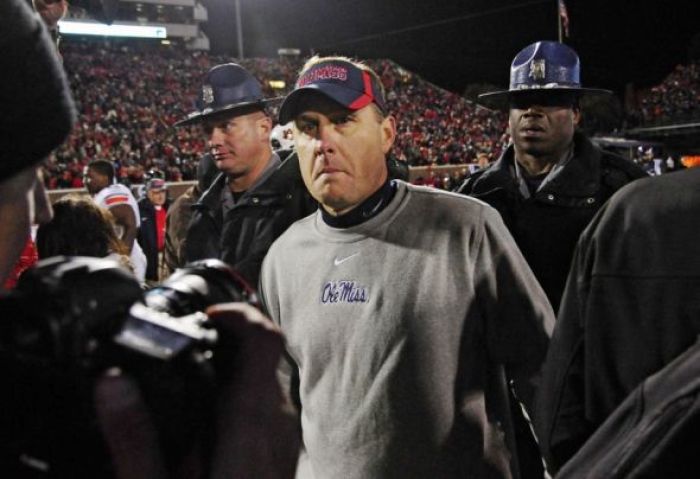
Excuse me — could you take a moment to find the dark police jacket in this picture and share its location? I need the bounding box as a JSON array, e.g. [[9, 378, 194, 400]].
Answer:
[[185, 152, 317, 287], [456, 132, 646, 312]]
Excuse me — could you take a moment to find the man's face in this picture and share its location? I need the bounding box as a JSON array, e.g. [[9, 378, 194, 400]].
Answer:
[[84, 167, 108, 195], [508, 91, 580, 158], [292, 94, 396, 216], [147, 189, 166, 206], [203, 110, 271, 180]]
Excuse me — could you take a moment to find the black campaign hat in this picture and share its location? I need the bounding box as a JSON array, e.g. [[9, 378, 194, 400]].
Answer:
[[478, 41, 611, 108], [174, 63, 281, 127]]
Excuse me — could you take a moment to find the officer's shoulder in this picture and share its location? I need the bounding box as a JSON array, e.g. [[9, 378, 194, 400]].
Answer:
[[454, 167, 489, 194]]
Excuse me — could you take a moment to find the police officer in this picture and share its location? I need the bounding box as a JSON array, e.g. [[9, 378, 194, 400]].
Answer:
[[457, 41, 646, 313], [175, 63, 316, 286]]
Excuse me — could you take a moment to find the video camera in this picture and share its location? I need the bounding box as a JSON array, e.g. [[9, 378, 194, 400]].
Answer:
[[0, 256, 256, 476]]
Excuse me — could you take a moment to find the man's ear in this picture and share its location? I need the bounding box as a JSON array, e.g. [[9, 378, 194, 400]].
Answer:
[[258, 115, 273, 138], [381, 115, 397, 155], [572, 108, 581, 127]]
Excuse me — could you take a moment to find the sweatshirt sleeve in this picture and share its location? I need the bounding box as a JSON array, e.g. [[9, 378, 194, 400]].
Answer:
[[259, 250, 303, 416]]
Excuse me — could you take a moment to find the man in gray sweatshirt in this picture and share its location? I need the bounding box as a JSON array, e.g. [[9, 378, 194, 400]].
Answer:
[[259, 56, 555, 479]]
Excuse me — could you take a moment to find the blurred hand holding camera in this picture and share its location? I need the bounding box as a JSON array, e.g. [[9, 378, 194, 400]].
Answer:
[[94, 303, 299, 479]]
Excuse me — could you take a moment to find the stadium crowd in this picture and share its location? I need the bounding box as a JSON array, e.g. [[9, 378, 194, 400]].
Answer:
[[628, 60, 700, 125], [42, 40, 507, 189], [39, 40, 700, 190]]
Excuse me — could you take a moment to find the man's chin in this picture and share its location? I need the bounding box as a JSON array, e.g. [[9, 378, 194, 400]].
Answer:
[[315, 190, 351, 215], [518, 141, 549, 157]]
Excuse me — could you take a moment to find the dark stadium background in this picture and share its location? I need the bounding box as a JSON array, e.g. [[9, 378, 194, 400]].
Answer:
[[202, 0, 700, 97]]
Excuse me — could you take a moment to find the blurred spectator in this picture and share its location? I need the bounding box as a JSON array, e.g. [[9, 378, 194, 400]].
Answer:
[[137, 178, 170, 283], [85, 159, 147, 282], [35, 194, 133, 274], [163, 154, 217, 276]]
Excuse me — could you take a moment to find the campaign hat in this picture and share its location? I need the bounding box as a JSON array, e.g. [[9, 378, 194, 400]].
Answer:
[[479, 41, 611, 107], [175, 63, 281, 127]]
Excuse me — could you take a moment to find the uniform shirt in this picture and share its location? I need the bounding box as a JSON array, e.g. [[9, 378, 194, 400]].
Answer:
[[93, 183, 147, 281]]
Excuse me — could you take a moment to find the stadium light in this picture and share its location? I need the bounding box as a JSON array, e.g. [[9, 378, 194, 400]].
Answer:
[[58, 21, 168, 39], [268, 80, 286, 90]]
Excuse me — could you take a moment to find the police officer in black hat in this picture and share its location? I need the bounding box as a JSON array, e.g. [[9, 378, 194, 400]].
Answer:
[[457, 41, 645, 313], [177, 63, 316, 286]]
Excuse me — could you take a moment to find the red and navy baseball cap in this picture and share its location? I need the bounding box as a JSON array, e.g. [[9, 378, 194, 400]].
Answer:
[[278, 58, 387, 124], [146, 178, 166, 191]]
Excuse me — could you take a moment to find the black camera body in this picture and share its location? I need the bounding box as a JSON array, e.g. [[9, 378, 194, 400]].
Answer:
[[0, 256, 255, 476]]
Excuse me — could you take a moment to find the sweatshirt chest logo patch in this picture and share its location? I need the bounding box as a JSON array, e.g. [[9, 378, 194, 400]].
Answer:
[[321, 280, 369, 304], [333, 252, 360, 266]]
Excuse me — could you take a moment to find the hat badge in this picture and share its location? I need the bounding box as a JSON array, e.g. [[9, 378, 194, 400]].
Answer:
[[202, 84, 214, 105], [529, 59, 546, 81]]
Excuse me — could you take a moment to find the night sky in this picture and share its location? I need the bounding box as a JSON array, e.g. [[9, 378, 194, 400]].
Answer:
[[201, 0, 700, 98]]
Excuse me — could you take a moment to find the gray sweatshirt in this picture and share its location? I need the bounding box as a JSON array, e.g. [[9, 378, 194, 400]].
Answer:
[[260, 181, 554, 479]]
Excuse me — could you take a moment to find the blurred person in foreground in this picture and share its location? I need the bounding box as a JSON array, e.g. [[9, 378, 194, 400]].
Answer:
[[84, 159, 148, 282], [137, 177, 171, 283], [36, 194, 133, 273], [0, 0, 72, 285], [175, 63, 316, 286], [0, 1, 299, 477], [457, 41, 646, 313], [534, 167, 700, 474], [259, 56, 554, 479]]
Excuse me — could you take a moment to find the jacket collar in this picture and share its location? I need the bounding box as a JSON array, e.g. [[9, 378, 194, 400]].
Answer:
[[471, 131, 602, 198], [195, 152, 302, 211]]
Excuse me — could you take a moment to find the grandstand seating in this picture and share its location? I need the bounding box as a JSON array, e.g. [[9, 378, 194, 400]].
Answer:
[[44, 40, 507, 190], [627, 61, 700, 126], [47, 40, 698, 191]]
